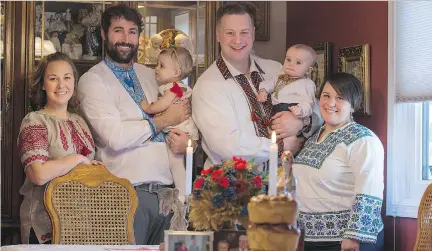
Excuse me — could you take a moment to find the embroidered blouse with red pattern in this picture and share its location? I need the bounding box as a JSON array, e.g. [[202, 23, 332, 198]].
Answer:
[[17, 111, 96, 244]]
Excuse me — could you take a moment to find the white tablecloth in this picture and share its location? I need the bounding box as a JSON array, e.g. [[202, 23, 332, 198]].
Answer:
[[1, 245, 160, 251]]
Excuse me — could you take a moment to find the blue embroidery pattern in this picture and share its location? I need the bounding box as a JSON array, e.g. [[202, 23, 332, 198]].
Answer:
[[294, 122, 372, 169], [299, 194, 383, 243], [104, 58, 165, 142], [298, 210, 351, 241], [343, 194, 383, 243]]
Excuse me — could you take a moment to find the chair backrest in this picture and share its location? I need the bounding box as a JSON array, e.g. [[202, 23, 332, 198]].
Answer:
[[44, 164, 138, 244], [414, 183, 432, 251]]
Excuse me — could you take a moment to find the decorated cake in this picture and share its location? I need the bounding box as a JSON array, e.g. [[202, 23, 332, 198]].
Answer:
[[247, 194, 301, 251]]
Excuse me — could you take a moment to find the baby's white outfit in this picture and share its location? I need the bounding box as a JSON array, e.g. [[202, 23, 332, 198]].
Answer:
[[159, 81, 199, 202]]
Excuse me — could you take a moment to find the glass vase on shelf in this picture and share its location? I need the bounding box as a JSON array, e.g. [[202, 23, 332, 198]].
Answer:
[[277, 151, 297, 198]]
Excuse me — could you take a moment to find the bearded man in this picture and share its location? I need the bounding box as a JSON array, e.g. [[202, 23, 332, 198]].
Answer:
[[77, 5, 190, 245]]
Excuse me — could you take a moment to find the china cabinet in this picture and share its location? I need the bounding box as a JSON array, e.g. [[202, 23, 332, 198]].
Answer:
[[1, 1, 221, 245]]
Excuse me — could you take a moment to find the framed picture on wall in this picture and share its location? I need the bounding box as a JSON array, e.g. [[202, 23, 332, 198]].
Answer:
[[338, 44, 371, 115], [248, 1, 270, 41], [225, 1, 270, 41], [311, 42, 332, 97]]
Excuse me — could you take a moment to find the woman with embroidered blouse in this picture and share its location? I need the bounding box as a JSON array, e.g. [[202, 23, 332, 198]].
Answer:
[[17, 52, 101, 244], [293, 73, 384, 251]]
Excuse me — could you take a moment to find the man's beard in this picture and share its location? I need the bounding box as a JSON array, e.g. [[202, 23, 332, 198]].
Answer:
[[105, 40, 138, 64]]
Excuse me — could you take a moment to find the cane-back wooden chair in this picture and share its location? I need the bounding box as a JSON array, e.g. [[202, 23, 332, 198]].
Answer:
[[414, 183, 432, 251], [44, 164, 138, 244]]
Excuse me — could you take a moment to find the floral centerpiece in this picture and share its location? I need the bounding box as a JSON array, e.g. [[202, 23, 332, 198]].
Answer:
[[189, 157, 267, 231]]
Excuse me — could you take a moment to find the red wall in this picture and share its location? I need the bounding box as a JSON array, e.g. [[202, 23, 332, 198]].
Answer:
[[285, 2, 416, 251]]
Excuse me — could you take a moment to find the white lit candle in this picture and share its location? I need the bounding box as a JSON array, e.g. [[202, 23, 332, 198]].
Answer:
[[185, 139, 193, 196], [269, 131, 278, 196]]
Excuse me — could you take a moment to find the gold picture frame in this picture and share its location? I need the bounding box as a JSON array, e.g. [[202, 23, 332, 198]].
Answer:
[[338, 44, 371, 115], [311, 42, 332, 97]]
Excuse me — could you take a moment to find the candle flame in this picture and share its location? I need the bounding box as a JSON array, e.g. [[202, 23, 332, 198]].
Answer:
[[188, 139, 192, 147], [271, 131, 276, 143]]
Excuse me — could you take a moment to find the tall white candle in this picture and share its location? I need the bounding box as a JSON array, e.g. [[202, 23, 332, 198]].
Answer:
[[269, 131, 278, 196], [185, 139, 193, 196]]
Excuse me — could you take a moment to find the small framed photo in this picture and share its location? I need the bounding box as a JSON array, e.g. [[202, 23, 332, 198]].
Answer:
[[213, 230, 247, 251], [165, 230, 214, 251], [338, 44, 371, 115], [311, 42, 333, 97]]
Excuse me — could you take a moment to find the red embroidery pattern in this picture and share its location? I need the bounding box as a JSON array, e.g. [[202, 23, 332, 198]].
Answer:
[[67, 121, 93, 157], [170, 82, 184, 98], [18, 125, 49, 157], [77, 120, 95, 149], [58, 123, 68, 151], [216, 57, 272, 138], [216, 57, 285, 156], [23, 154, 49, 167]]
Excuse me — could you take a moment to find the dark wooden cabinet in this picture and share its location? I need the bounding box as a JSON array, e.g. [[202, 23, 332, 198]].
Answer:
[[1, 1, 34, 245]]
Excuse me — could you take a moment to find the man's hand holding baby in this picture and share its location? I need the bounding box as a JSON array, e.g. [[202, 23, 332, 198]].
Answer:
[[290, 105, 304, 118]]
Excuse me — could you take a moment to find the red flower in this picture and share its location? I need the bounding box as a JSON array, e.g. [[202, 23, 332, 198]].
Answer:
[[253, 176, 262, 188], [194, 178, 204, 188], [211, 170, 224, 180], [233, 157, 247, 170], [235, 180, 246, 193], [201, 167, 213, 175], [169, 82, 184, 98], [218, 176, 229, 188], [235, 162, 246, 170]]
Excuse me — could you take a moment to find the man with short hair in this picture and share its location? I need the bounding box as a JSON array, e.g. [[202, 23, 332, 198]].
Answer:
[[217, 240, 230, 251], [77, 5, 190, 245], [189, 237, 200, 251], [229, 234, 248, 251], [192, 2, 322, 169]]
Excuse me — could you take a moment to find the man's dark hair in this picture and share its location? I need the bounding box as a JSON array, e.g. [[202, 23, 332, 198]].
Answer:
[[317, 72, 363, 112], [216, 2, 257, 28], [101, 5, 143, 35]]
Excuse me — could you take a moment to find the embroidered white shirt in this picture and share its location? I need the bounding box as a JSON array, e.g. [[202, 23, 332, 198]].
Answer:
[[77, 61, 173, 185], [293, 122, 384, 243], [192, 55, 282, 169]]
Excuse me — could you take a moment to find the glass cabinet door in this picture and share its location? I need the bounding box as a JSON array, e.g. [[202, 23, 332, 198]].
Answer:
[[34, 1, 114, 62], [134, 1, 208, 87], [0, 1, 4, 62]]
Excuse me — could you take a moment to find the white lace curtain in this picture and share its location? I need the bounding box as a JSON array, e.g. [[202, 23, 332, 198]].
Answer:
[[395, 1, 432, 103]]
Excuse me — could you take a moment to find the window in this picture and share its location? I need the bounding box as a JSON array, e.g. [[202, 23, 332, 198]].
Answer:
[[387, 1, 432, 218], [174, 12, 191, 83], [422, 103, 432, 180], [144, 15, 157, 38]]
